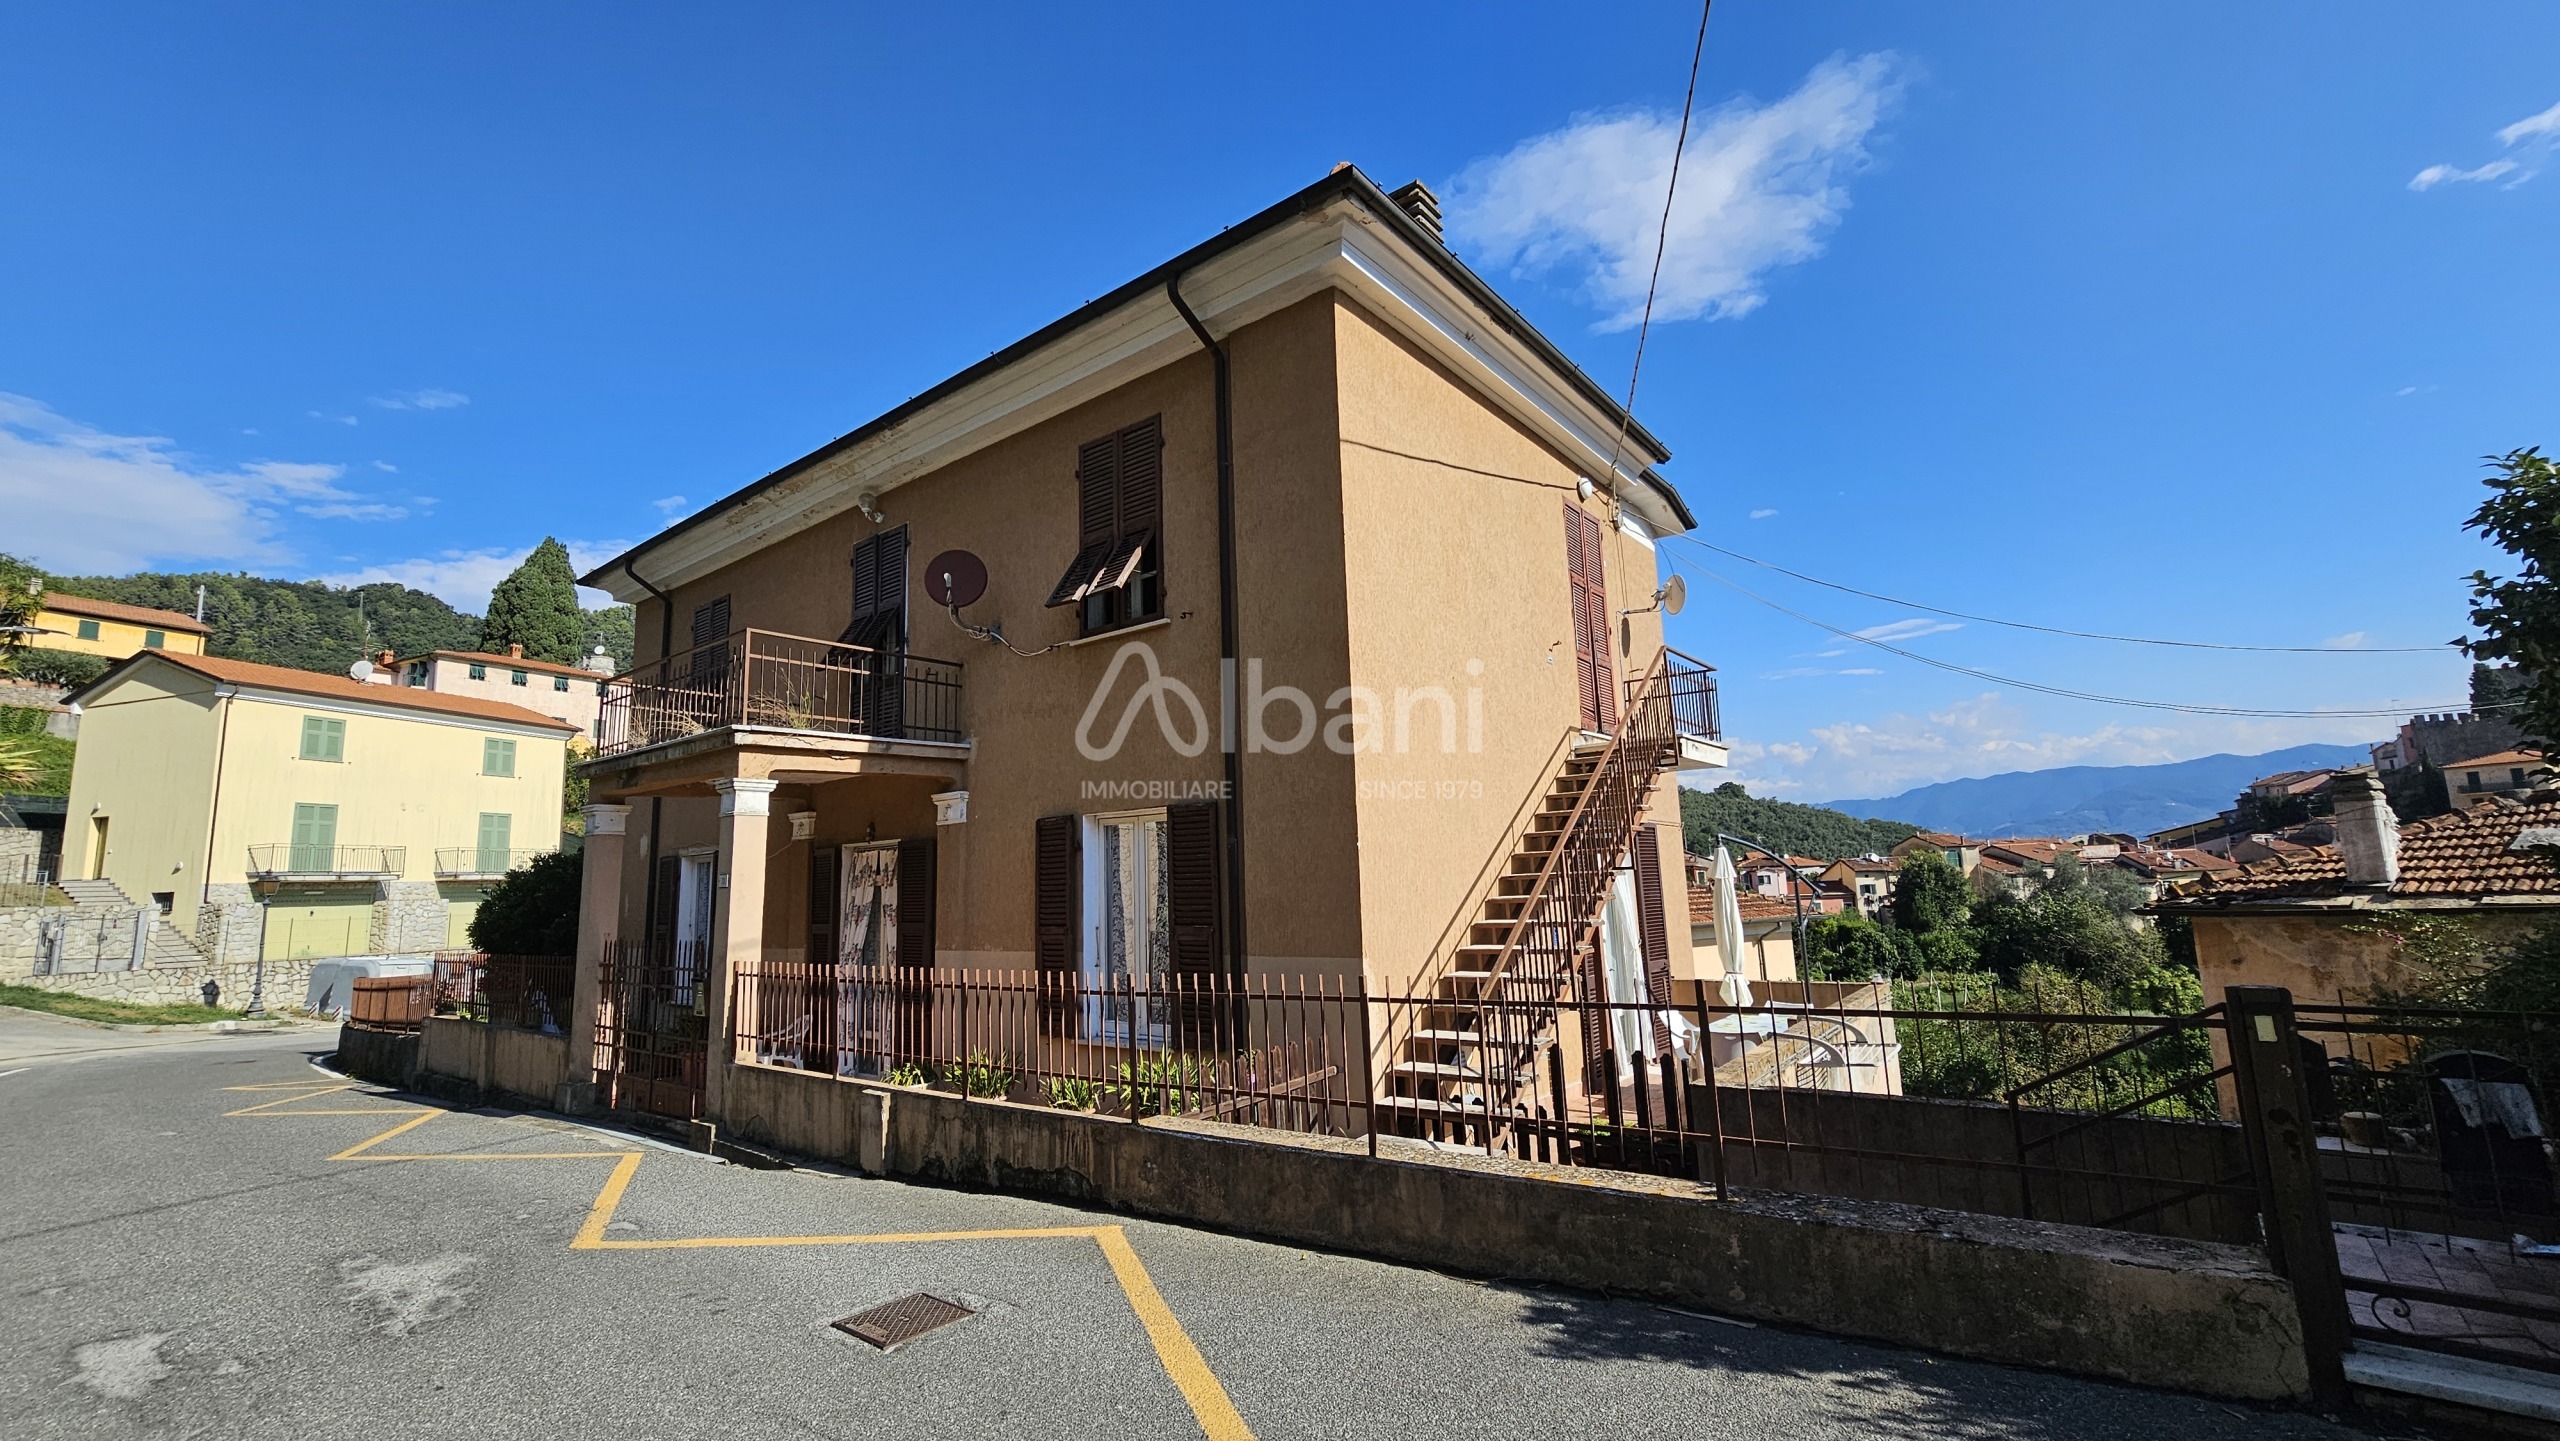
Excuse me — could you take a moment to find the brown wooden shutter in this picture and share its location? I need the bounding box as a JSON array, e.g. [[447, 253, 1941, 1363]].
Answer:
[[1578, 937, 1609, 1084], [688, 596, 731, 687], [807, 843, 840, 1073], [1166, 799, 1224, 1048], [1115, 416, 1161, 549], [1565, 505, 1615, 733], [894, 835, 936, 1063], [650, 853, 681, 962], [1034, 814, 1080, 1036], [1632, 825, 1674, 1056]]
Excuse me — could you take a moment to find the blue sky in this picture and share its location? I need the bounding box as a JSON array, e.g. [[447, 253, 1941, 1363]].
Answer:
[[4, 3, 2555, 801]]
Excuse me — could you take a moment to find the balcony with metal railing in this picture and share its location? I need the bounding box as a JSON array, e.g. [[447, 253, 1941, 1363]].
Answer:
[[1643, 648, 1724, 770], [246, 844, 406, 880], [433, 846, 551, 880], [593, 628, 965, 761]]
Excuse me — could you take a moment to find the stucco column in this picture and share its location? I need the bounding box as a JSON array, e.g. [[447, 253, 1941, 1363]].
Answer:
[[562, 802, 629, 1112], [703, 778, 777, 1121]]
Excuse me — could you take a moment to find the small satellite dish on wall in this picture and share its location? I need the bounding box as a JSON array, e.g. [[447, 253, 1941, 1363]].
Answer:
[[348, 659, 375, 682], [923, 549, 989, 608], [1660, 574, 1687, 616]]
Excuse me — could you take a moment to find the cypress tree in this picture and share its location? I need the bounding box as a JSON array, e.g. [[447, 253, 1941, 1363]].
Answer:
[[480, 537, 584, 664]]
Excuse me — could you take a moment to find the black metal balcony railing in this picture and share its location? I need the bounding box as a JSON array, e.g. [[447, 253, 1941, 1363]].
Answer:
[[247, 844, 406, 879], [433, 846, 551, 878], [1649, 646, 1720, 742], [594, 627, 964, 758]]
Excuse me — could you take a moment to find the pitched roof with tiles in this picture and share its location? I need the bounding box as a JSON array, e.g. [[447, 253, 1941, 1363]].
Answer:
[[40, 592, 211, 634], [2168, 795, 2560, 907], [2447, 749, 2546, 772], [74, 650, 579, 731], [1688, 887, 1801, 925], [397, 648, 609, 681]]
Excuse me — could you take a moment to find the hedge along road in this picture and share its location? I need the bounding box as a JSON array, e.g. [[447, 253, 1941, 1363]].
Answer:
[[0, 1021, 2376, 1441]]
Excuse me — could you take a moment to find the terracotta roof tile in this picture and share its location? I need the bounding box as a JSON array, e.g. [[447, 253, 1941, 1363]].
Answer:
[[86, 650, 579, 731], [40, 592, 211, 633], [2178, 796, 2560, 904], [1686, 886, 1800, 923]]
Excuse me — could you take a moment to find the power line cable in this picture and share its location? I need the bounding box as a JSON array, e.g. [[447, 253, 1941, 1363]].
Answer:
[[1599, 0, 1712, 506], [1665, 534, 2449, 654], [1670, 557, 2487, 719]]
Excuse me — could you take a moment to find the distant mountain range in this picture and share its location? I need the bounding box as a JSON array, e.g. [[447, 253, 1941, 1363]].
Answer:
[[1814, 743, 2377, 841]]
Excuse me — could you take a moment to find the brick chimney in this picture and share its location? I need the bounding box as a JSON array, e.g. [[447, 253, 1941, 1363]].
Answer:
[[508, 643, 524, 659], [1387, 180, 1443, 241], [2332, 768, 2400, 888]]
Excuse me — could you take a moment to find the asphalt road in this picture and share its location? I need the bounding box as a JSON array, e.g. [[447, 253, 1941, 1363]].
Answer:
[[0, 1014, 2397, 1440]]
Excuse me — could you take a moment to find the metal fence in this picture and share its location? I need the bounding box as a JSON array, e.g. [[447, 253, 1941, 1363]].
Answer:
[[2293, 1002, 2560, 1373], [439, 952, 575, 1033], [723, 961, 2260, 1240], [594, 628, 964, 756], [0, 852, 62, 908], [32, 907, 156, 973], [596, 939, 711, 1120]]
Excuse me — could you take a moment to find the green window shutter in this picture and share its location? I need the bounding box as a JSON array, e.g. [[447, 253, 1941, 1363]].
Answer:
[[144, 629, 166, 648], [482, 737, 516, 776], [300, 716, 345, 761], [291, 803, 338, 871], [77, 620, 101, 640], [476, 812, 512, 873], [469, 663, 486, 680], [511, 669, 528, 686], [553, 676, 569, 692]]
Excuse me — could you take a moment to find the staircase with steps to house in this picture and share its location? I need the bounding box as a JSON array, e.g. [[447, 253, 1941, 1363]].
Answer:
[[44, 875, 208, 967], [1376, 653, 1694, 1144]]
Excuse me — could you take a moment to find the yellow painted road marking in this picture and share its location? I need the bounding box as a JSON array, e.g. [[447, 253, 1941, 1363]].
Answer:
[[229, 1072, 1255, 1439]]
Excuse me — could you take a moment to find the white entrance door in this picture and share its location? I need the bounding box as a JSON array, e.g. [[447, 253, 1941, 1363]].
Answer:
[[673, 853, 716, 1005]]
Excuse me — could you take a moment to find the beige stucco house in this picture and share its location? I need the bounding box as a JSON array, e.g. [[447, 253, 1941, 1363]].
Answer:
[[564, 167, 1728, 1137], [389, 644, 618, 739], [62, 650, 575, 964]]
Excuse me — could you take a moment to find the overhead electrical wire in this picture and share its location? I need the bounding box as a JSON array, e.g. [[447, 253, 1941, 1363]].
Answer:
[[1598, 0, 1713, 506], [1664, 534, 2450, 654], [1668, 557, 2487, 719]]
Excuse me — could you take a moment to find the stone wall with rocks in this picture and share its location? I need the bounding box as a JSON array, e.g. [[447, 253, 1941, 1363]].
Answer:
[[195, 884, 265, 965], [371, 882, 449, 954]]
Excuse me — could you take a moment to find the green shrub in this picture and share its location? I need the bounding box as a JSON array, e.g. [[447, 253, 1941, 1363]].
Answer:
[[1109, 1053, 1214, 1117], [948, 1051, 1016, 1099], [8, 648, 107, 687], [1042, 1076, 1102, 1111], [884, 1061, 928, 1087], [466, 849, 580, 955]]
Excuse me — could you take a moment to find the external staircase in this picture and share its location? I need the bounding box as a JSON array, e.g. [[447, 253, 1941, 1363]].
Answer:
[[40, 875, 207, 968], [1376, 651, 1706, 1146]]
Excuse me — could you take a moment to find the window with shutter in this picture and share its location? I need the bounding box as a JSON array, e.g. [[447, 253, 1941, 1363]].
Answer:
[[1632, 825, 1675, 1056], [842, 526, 910, 736], [1565, 502, 1616, 733], [1033, 814, 1080, 1037], [650, 853, 681, 962], [893, 836, 937, 1061], [688, 596, 731, 687], [290, 803, 337, 873], [1165, 799, 1224, 1048], [1044, 416, 1164, 634], [299, 715, 345, 762], [482, 737, 516, 777], [476, 813, 513, 873]]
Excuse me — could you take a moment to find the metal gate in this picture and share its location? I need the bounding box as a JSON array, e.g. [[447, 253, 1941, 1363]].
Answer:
[[595, 939, 709, 1121]]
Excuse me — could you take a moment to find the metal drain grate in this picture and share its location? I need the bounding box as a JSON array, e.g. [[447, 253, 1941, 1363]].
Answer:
[[832, 1293, 977, 1350]]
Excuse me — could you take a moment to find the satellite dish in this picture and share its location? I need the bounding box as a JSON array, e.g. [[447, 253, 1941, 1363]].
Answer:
[[348, 659, 374, 682], [923, 549, 989, 608], [1661, 574, 1686, 616]]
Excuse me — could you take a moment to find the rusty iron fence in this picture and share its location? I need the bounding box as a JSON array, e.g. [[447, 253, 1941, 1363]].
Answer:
[[723, 958, 2265, 1241], [594, 628, 963, 756], [438, 952, 574, 1033], [596, 939, 710, 1120]]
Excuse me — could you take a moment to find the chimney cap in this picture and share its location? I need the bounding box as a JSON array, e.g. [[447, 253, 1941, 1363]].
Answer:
[[508, 643, 524, 658], [1387, 179, 1443, 241]]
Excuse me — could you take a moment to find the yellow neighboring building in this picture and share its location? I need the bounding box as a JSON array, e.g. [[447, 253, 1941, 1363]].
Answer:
[[33, 592, 210, 659], [63, 650, 576, 964]]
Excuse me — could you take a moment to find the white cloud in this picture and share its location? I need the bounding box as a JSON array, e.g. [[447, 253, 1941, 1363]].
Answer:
[[2498, 98, 2560, 147], [2323, 631, 2369, 649], [318, 539, 632, 613], [1748, 507, 1779, 520], [2411, 97, 2560, 191], [1852, 616, 1962, 643], [0, 393, 397, 571], [373, 460, 398, 472], [1446, 52, 1901, 328], [369, 389, 470, 411], [2409, 159, 2519, 191], [651, 495, 689, 525]]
